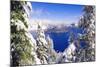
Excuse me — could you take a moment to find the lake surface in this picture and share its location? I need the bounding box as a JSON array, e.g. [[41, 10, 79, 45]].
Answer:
[[46, 26, 86, 52], [47, 32, 69, 52], [31, 26, 87, 52]]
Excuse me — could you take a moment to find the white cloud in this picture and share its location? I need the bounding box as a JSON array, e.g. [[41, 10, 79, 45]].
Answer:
[[32, 8, 43, 16]]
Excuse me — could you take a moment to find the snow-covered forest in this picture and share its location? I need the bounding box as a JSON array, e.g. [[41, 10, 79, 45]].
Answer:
[[10, 1, 95, 66]]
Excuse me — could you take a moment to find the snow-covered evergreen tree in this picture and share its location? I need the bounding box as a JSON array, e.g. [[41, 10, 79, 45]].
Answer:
[[36, 22, 49, 64], [35, 22, 58, 64], [77, 6, 95, 62], [11, 1, 39, 66], [46, 35, 57, 64]]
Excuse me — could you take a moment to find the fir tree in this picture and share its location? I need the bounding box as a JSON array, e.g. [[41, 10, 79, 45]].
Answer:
[[11, 1, 37, 66], [36, 23, 49, 64], [76, 6, 95, 62], [46, 35, 57, 64]]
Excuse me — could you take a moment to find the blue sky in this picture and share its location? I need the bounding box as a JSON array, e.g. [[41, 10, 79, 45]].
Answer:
[[29, 2, 84, 24]]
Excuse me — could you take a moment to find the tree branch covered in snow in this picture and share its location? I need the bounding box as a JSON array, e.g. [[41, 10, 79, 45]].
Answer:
[[75, 6, 95, 62], [11, 1, 39, 66]]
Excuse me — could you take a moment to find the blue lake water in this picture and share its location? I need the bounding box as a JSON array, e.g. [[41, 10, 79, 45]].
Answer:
[[46, 26, 86, 52], [47, 32, 69, 52], [31, 26, 87, 52]]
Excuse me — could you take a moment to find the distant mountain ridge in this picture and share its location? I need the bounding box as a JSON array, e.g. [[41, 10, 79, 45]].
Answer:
[[30, 23, 77, 33]]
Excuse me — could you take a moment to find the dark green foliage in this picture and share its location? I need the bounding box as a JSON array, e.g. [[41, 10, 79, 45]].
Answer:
[[11, 1, 35, 66]]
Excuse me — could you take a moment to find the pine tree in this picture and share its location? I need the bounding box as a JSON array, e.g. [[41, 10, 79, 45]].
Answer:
[[46, 35, 57, 64], [77, 6, 95, 62], [11, 1, 37, 66], [35, 22, 58, 64], [36, 22, 49, 64]]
